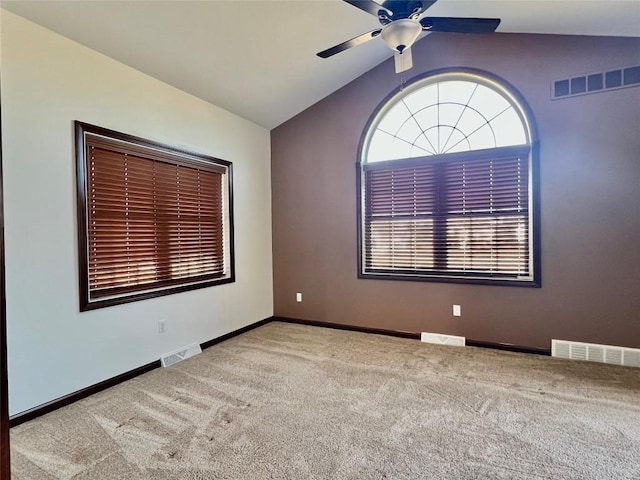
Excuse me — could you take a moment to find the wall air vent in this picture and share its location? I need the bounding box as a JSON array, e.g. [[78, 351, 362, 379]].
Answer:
[[421, 332, 466, 347], [552, 340, 640, 368], [160, 343, 202, 367], [552, 65, 640, 100]]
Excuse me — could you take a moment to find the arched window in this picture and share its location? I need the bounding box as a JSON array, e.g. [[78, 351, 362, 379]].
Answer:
[[358, 70, 539, 285]]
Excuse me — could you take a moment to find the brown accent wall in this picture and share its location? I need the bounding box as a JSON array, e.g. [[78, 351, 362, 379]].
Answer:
[[271, 33, 640, 350]]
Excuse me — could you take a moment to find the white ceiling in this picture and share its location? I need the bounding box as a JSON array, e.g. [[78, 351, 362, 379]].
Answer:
[[2, 0, 639, 129]]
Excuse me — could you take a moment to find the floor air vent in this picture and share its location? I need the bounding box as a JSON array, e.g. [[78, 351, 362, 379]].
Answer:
[[552, 340, 640, 368], [160, 343, 202, 367], [421, 332, 466, 347]]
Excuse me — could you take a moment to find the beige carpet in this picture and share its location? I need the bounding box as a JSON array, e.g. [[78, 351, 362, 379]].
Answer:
[[10, 321, 640, 479]]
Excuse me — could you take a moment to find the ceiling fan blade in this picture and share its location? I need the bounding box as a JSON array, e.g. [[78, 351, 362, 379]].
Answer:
[[394, 47, 413, 73], [420, 17, 501, 34], [343, 0, 391, 17], [381, 1, 437, 17], [317, 29, 383, 58]]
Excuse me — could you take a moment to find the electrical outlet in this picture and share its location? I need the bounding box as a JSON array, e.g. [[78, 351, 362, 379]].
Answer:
[[296, 292, 303, 303], [158, 320, 166, 334], [453, 305, 461, 317]]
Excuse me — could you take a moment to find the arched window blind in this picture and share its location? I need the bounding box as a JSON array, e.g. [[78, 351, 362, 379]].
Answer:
[[359, 72, 539, 285]]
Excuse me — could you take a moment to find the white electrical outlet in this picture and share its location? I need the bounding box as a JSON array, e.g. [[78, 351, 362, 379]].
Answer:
[[453, 305, 461, 317], [158, 320, 166, 334], [296, 292, 303, 303]]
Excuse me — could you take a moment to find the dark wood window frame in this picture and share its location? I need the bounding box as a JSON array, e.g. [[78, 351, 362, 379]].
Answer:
[[75, 122, 235, 311], [356, 68, 541, 287]]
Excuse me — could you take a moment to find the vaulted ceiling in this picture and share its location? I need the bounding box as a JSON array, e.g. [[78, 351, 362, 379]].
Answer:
[[3, 0, 639, 128]]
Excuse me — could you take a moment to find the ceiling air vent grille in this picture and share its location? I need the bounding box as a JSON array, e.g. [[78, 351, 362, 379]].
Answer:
[[552, 340, 640, 368], [552, 65, 640, 100]]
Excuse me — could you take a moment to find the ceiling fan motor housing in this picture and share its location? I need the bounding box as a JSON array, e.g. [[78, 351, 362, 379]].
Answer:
[[381, 18, 422, 53]]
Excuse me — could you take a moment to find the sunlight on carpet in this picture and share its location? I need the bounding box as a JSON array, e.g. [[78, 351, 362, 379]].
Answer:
[[10, 322, 640, 479]]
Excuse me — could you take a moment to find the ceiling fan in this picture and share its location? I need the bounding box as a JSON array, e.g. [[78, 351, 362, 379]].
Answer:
[[317, 1, 501, 73]]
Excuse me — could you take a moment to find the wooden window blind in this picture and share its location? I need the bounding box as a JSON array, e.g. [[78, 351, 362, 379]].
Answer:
[[76, 122, 233, 310], [362, 146, 532, 282]]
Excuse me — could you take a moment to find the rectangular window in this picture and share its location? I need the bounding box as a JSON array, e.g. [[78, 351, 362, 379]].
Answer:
[[76, 122, 234, 311], [360, 146, 537, 285]]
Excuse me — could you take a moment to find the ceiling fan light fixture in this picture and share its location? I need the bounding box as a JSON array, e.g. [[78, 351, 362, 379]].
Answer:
[[381, 18, 422, 53], [316, 1, 501, 75]]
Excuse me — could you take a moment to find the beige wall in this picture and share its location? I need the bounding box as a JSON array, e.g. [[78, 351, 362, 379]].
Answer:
[[1, 11, 273, 415], [272, 33, 640, 349]]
